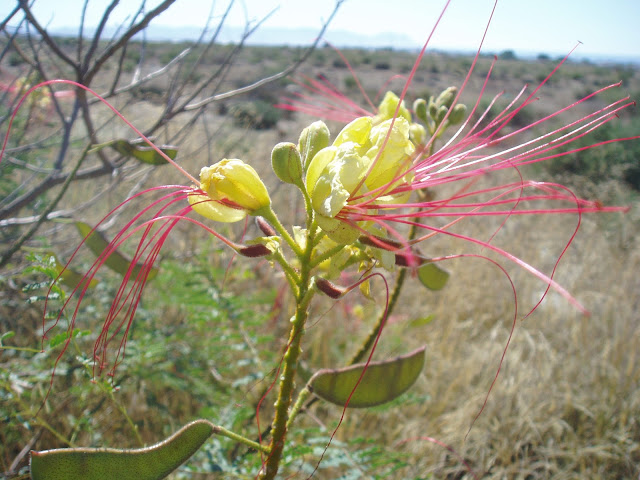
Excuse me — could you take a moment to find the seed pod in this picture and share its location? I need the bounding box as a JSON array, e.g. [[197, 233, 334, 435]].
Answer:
[[30, 420, 214, 480]]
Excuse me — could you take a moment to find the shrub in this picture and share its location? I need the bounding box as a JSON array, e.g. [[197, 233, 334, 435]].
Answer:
[[231, 100, 282, 130]]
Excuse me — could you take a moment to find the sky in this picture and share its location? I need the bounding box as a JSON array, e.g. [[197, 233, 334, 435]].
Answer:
[[3, 0, 640, 61]]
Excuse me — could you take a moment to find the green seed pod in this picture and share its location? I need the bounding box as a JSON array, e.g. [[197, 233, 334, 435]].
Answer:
[[436, 86, 458, 109], [30, 420, 214, 480], [413, 98, 428, 124], [448, 103, 467, 125], [298, 120, 330, 169], [271, 142, 303, 186]]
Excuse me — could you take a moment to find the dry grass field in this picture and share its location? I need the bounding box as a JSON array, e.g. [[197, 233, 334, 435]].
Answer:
[[1, 40, 639, 479]]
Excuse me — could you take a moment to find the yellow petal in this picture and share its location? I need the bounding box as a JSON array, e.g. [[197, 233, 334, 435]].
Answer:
[[316, 215, 360, 245], [333, 117, 373, 150], [200, 159, 270, 212], [188, 191, 247, 223]]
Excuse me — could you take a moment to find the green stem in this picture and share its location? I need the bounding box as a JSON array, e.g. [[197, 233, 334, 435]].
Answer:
[[258, 207, 302, 257], [309, 242, 352, 269], [215, 426, 270, 454], [271, 249, 300, 293], [261, 228, 316, 479], [261, 291, 311, 479], [286, 386, 312, 430]]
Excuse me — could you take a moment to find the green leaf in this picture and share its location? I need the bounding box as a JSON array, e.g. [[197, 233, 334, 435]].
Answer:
[[1, 331, 15, 342], [111, 139, 178, 165], [417, 263, 449, 291], [309, 346, 426, 408], [48, 329, 87, 348], [75, 222, 159, 281], [48, 332, 68, 348], [47, 252, 98, 289], [30, 420, 214, 480], [409, 314, 434, 328]]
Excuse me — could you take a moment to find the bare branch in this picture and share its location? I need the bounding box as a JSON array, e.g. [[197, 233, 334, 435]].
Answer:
[[0, 3, 22, 32], [184, 0, 345, 111], [82, 0, 120, 71], [18, 0, 79, 72], [84, 0, 176, 84]]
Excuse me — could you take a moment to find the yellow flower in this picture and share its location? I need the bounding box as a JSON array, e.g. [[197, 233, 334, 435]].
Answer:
[[305, 115, 416, 243], [189, 158, 270, 222]]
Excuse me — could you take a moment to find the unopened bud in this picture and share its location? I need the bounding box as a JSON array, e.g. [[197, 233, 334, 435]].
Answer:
[[190, 159, 271, 222], [271, 142, 303, 186], [413, 98, 428, 124], [428, 97, 438, 120], [315, 276, 346, 299], [436, 105, 448, 125], [256, 216, 277, 236], [410, 123, 426, 145], [448, 104, 467, 125], [394, 251, 427, 267], [358, 235, 403, 251], [298, 120, 330, 169], [237, 243, 272, 258], [436, 86, 457, 109]]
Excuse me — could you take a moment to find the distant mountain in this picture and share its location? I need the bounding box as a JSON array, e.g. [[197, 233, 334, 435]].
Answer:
[[32, 24, 640, 64], [49, 24, 421, 50]]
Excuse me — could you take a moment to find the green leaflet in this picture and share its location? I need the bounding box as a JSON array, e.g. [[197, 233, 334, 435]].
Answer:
[[47, 252, 98, 289], [75, 222, 159, 281], [30, 420, 214, 480], [309, 346, 426, 408], [417, 262, 449, 291], [111, 139, 178, 165]]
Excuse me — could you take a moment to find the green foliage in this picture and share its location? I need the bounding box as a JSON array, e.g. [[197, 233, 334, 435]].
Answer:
[[344, 76, 358, 91], [545, 114, 640, 189], [230, 100, 282, 130], [374, 61, 391, 70]]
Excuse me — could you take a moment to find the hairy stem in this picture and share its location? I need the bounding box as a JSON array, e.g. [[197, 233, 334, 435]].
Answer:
[[261, 227, 317, 479]]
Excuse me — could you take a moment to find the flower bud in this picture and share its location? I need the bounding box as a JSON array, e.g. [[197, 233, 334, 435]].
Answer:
[[413, 98, 428, 124], [448, 103, 467, 125], [315, 276, 346, 299], [410, 123, 427, 145], [376, 91, 412, 123], [256, 216, 277, 236], [244, 236, 281, 256], [428, 96, 438, 120], [436, 105, 448, 125], [189, 158, 271, 222], [298, 120, 330, 169], [237, 243, 272, 258], [271, 142, 303, 186], [436, 86, 458, 109]]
